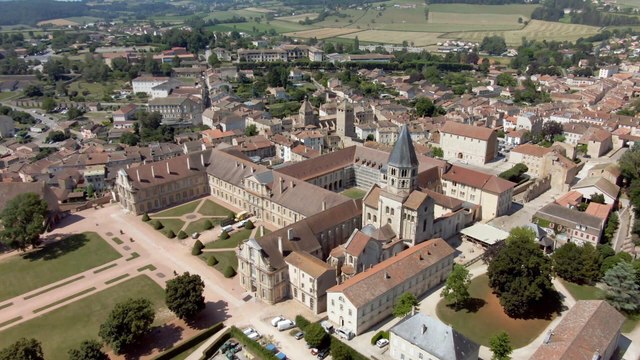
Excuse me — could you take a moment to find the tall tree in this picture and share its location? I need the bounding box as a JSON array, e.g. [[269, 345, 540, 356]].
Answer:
[[393, 292, 418, 317], [489, 332, 512, 360], [0, 192, 48, 251], [552, 243, 601, 284], [496, 73, 516, 87], [99, 298, 155, 354], [602, 261, 640, 313], [619, 142, 640, 182], [541, 120, 563, 141], [0, 338, 44, 360], [487, 227, 554, 318], [441, 264, 471, 309], [68, 340, 108, 360], [165, 272, 205, 320], [304, 323, 329, 348]]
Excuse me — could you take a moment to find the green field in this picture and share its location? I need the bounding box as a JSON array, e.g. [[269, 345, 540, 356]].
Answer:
[[206, 228, 252, 249], [341, 188, 367, 200], [559, 279, 605, 301], [184, 218, 219, 235], [67, 79, 127, 102], [0, 232, 121, 302], [153, 200, 201, 218], [158, 218, 186, 235], [198, 200, 234, 217], [201, 251, 238, 273], [0, 276, 166, 360]]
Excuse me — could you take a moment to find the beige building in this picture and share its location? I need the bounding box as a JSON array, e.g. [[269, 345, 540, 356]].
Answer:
[[441, 165, 515, 220], [579, 127, 613, 158], [236, 200, 361, 304], [509, 143, 579, 191], [285, 251, 336, 314], [326, 238, 455, 335], [439, 121, 497, 165]]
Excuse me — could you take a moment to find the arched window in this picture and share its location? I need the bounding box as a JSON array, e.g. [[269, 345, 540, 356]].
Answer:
[[385, 206, 389, 214], [390, 208, 395, 215]]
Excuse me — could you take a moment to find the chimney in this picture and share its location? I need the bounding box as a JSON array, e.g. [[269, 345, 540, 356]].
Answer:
[[287, 228, 294, 241], [260, 226, 264, 237], [421, 325, 427, 335], [384, 271, 390, 279], [290, 180, 294, 188], [278, 236, 283, 255], [200, 153, 205, 167], [136, 169, 140, 182], [187, 157, 191, 170], [166, 161, 170, 174], [151, 166, 155, 178], [322, 201, 326, 211]]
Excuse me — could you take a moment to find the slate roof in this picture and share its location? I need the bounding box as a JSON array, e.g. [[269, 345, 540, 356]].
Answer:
[[388, 125, 419, 168], [390, 313, 480, 360], [572, 176, 620, 200]]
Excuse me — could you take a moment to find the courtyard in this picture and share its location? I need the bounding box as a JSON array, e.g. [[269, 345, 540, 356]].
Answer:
[[146, 198, 235, 238]]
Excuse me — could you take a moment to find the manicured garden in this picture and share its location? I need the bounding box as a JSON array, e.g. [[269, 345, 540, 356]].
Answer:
[[0, 275, 166, 360], [341, 188, 367, 200], [198, 199, 235, 217], [0, 232, 121, 302], [205, 229, 252, 249], [436, 274, 553, 348], [184, 218, 219, 235], [153, 200, 201, 218]]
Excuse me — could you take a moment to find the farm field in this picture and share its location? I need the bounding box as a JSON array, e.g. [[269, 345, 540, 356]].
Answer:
[[36, 18, 79, 27], [449, 20, 600, 45], [205, 20, 309, 34], [339, 30, 451, 47], [278, 13, 319, 22], [285, 27, 363, 39]]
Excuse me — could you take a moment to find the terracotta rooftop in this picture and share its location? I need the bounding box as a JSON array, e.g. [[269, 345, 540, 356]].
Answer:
[[440, 121, 495, 141], [555, 191, 583, 208], [327, 238, 454, 308], [584, 202, 612, 220], [442, 165, 516, 195], [530, 300, 624, 360], [284, 251, 333, 278], [512, 143, 552, 157]]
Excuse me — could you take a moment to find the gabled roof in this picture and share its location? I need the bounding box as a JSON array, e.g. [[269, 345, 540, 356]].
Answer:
[[530, 301, 625, 360], [442, 165, 516, 194], [572, 176, 620, 200], [284, 251, 333, 278], [388, 125, 419, 168], [440, 121, 495, 141], [390, 313, 479, 360], [512, 143, 552, 157]]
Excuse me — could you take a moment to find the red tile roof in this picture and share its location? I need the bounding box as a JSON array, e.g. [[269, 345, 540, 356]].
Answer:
[[442, 165, 516, 194], [441, 121, 495, 141]]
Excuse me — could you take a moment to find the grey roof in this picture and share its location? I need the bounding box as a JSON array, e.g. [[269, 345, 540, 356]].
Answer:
[[535, 203, 604, 231], [388, 125, 418, 168], [390, 313, 479, 360], [525, 223, 548, 240], [254, 170, 274, 185], [572, 176, 620, 200]]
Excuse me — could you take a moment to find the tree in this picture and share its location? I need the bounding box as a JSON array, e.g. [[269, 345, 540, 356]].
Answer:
[[42, 97, 56, 113], [119, 132, 139, 146], [441, 264, 471, 309], [203, 219, 213, 230], [541, 120, 563, 141], [99, 298, 155, 354], [45, 130, 68, 143], [487, 227, 554, 318], [244, 220, 255, 230], [178, 230, 188, 239], [207, 255, 218, 266], [619, 142, 640, 182], [86, 183, 95, 198], [68, 340, 108, 360], [208, 53, 220, 68], [219, 230, 230, 240], [304, 323, 329, 348], [415, 97, 444, 117], [192, 240, 204, 255], [601, 252, 632, 276], [330, 340, 351, 360], [67, 107, 84, 120], [496, 73, 516, 87], [0, 193, 48, 251], [166, 272, 205, 320], [223, 266, 236, 278], [23, 85, 42, 97], [393, 292, 418, 317], [244, 124, 258, 136], [552, 243, 601, 284], [431, 146, 444, 158], [489, 332, 512, 360], [604, 212, 619, 243], [590, 193, 606, 204], [0, 338, 44, 360], [142, 213, 150, 222], [602, 261, 640, 313], [166, 230, 175, 238]]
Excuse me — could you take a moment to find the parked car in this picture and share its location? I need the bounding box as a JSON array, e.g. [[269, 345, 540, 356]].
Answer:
[[275, 352, 287, 360], [191, 232, 200, 239], [222, 225, 233, 233], [376, 338, 389, 348], [277, 319, 295, 331], [320, 320, 334, 334], [271, 315, 285, 326], [317, 348, 329, 359], [294, 331, 304, 340], [242, 327, 256, 336], [335, 327, 354, 340], [247, 330, 261, 341]]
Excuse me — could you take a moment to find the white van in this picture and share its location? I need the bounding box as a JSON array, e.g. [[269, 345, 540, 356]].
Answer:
[[277, 319, 295, 331], [335, 327, 354, 340], [320, 321, 334, 334], [222, 225, 233, 233]]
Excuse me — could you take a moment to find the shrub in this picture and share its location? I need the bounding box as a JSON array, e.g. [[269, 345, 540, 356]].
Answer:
[[223, 266, 236, 278], [177, 231, 188, 239], [151, 220, 163, 230], [371, 330, 389, 345], [207, 255, 218, 266], [142, 213, 150, 222], [191, 240, 204, 256], [244, 220, 255, 230], [203, 219, 213, 230], [166, 230, 176, 239], [295, 315, 311, 331], [219, 230, 230, 240]]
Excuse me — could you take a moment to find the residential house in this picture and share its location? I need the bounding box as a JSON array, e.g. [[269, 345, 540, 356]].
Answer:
[[148, 96, 203, 125], [579, 127, 612, 158], [534, 203, 606, 246], [285, 251, 336, 314], [571, 176, 620, 205], [112, 104, 137, 122], [439, 122, 497, 165]]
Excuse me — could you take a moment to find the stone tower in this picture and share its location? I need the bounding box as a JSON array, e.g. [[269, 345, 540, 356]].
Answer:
[[386, 125, 419, 196], [336, 100, 355, 138], [298, 97, 317, 127]]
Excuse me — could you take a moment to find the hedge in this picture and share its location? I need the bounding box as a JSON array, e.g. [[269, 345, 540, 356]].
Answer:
[[294, 315, 368, 360], [192, 240, 204, 255], [229, 326, 280, 360], [166, 230, 176, 239], [370, 330, 389, 345], [142, 213, 150, 222], [207, 255, 218, 266], [200, 329, 232, 360], [152, 322, 224, 360], [223, 266, 236, 278], [151, 220, 163, 230], [178, 230, 188, 239], [295, 315, 311, 331]]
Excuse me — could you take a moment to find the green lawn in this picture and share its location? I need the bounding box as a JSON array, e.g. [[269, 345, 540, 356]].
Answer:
[[198, 200, 234, 217], [158, 218, 186, 235], [171, 336, 210, 360], [201, 251, 238, 273], [558, 279, 605, 301], [341, 188, 366, 200], [67, 79, 126, 102], [436, 275, 553, 348], [0, 232, 121, 302], [153, 200, 201, 218], [0, 275, 166, 360], [206, 229, 252, 249], [0, 91, 19, 101], [184, 218, 219, 236]]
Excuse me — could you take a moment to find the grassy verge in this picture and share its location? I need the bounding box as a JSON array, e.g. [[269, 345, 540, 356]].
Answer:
[[33, 287, 96, 314], [205, 229, 252, 249], [198, 200, 234, 217], [23, 275, 85, 300], [0, 275, 166, 360], [0, 232, 121, 302], [558, 279, 605, 301], [93, 263, 118, 274], [153, 200, 201, 217]]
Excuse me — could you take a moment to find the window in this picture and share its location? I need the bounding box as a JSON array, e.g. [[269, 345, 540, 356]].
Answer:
[[385, 206, 389, 214], [367, 213, 371, 220], [390, 208, 395, 215]]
